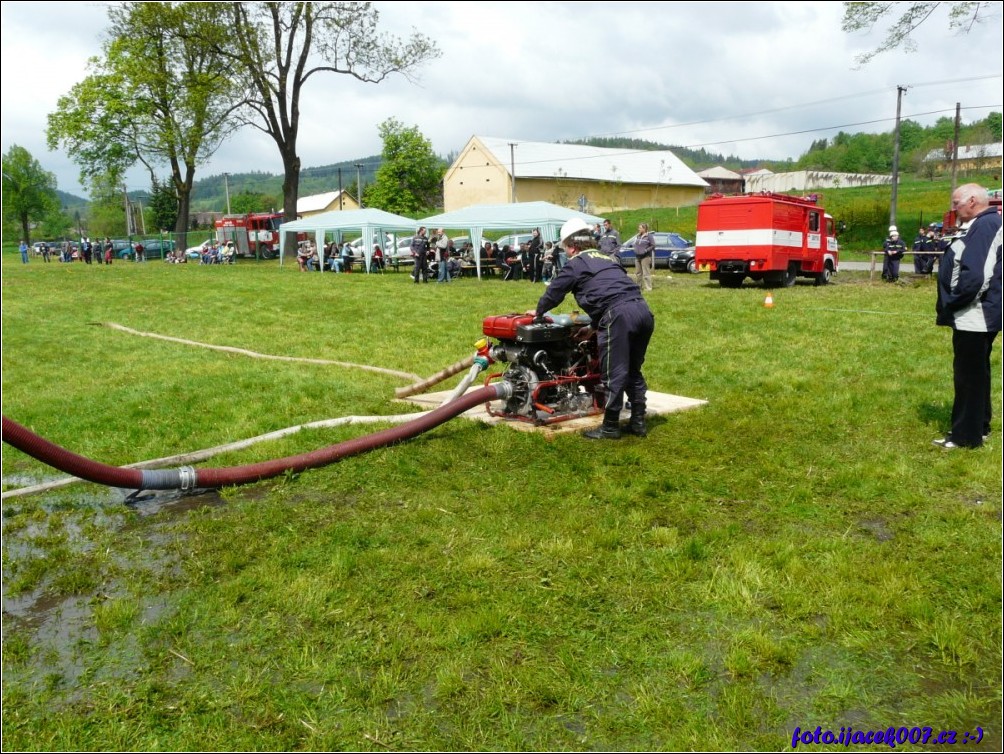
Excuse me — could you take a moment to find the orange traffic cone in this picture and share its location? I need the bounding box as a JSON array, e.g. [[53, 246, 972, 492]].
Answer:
[[764, 292, 774, 308]]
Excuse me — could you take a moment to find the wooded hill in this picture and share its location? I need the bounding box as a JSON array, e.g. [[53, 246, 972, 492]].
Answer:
[[69, 112, 1001, 213]]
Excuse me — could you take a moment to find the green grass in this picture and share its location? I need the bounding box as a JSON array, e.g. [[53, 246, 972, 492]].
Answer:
[[2, 256, 1001, 751]]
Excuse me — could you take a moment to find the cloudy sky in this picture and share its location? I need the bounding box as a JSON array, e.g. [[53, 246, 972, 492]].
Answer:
[[2, 1, 1001, 198]]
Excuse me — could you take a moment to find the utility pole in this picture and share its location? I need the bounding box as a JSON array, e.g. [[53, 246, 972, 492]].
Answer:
[[355, 163, 364, 208], [889, 85, 906, 228], [509, 142, 517, 203], [123, 184, 132, 236], [223, 172, 232, 214], [338, 167, 344, 210], [950, 102, 961, 205]]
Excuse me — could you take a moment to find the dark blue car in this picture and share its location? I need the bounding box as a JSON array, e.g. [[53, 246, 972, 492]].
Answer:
[[615, 231, 697, 272]]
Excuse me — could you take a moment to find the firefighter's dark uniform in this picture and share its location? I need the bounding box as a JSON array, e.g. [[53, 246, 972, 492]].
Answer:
[[535, 249, 655, 425]]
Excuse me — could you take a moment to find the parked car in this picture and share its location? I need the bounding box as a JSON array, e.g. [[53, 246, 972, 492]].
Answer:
[[616, 231, 696, 271], [133, 239, 176, 260], [185, 240, 212, 259], [117, 239, 177, 261], [388, 236, 416, 265], [493, 233, 534, 251]]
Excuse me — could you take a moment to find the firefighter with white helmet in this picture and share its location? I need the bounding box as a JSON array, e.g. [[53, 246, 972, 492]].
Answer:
[[883, 225, 906, 282], [525, 217, 656, 439]]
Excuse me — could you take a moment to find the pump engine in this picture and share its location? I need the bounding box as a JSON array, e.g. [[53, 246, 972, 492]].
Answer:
[[478, 313, 604, 424]]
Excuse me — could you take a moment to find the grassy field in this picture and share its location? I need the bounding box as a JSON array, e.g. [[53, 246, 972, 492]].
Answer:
[[2, 256, 1001, 751]]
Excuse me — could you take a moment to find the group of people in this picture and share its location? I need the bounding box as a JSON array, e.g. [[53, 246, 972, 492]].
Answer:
[[18, 238, 118, 265], [199, 241, 236, 265], [497, 229, 561, 283], [408, 227, 456, 283], [296, 240, 385, 273], [882, 223, 951, 281], [402, 219, 648, 289]]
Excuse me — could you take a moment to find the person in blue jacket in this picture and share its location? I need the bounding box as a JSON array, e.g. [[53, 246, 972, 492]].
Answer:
[[933, 183, 1002, 449], [526, 217, 655, 440]]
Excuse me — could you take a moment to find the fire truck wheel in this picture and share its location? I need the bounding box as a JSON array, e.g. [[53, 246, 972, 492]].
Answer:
[[781, 267, 797, 287], [814, 265, 832, 286], [258, 244, 274, 259]]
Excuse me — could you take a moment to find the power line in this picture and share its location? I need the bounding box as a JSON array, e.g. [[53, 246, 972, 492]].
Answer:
[[585, 75, 1002, 140]]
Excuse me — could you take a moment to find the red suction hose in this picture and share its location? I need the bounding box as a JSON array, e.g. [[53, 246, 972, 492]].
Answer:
[[2, 383, 509, 492]]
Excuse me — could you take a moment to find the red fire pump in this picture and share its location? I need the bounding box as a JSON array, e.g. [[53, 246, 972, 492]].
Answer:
[[475, 313, 604, 425]]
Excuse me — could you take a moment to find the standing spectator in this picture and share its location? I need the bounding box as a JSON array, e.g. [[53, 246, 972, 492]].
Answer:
[[411, 226, 430, 283], [633, 223, 655, 292], [933, 183, 1002, 449], [82, 237, 93, 265], [922, 226, 939, 275], [340, 242, 354, 273], [881, 225, 905, 282], [19, 240, 29, 264], [541, 242, 555, 283], [526, 218, 655, 440], [528, 228, 543, 282], [912, 226, 928, 274], [435, 229, 451, 283], [43, 242, 53, 263], [598, 219, 621, 255], [134, 241, 146, 263], [103, 238, 114, 265]]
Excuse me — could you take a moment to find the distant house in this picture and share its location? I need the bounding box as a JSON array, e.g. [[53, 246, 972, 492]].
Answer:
[[743, 170, 891, 193], [191, 211, 224, 229], [297, 190, 359, 217], [923, 142, 1002, 175], [697, 166, 744, 195], [443, 136, 708, 214]]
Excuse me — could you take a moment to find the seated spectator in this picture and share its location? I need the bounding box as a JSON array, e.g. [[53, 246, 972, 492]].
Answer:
[[501, 245, 521, 281], [297, 243, 312, 271], [371, 245, 385, 272], [341, 242, 354, 272]]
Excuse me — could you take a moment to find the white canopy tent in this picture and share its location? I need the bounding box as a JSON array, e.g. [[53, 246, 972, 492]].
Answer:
[[277, 208, 418, 272], [418, 201, 604, 278]]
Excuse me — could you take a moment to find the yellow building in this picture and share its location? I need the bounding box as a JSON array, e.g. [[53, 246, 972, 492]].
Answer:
[[924, 142, 1002, 177], [444, 136, 708, 214], [296, 190, 360, 217]]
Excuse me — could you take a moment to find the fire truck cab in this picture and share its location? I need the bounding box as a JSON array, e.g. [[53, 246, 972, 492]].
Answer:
[[695, 193, 839, 288], [215, 212, 285, 259]]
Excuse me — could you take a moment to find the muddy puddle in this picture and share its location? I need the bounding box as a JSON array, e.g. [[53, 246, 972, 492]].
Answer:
[[2, 481, 233, 694]]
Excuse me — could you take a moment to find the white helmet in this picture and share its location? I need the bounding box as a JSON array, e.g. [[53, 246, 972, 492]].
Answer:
[[888, 225, 898, 234], [559, 217, 592, 244]]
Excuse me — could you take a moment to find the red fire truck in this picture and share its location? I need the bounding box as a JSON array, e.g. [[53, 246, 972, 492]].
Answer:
[[941, 188, 1002, 235], [214, 212, 285, 258], [695, 193, 839, 287]]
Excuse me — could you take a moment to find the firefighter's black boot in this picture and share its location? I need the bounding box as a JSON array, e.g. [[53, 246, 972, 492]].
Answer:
[[583, 409, 622, 440], [627, 406, 648, 438]]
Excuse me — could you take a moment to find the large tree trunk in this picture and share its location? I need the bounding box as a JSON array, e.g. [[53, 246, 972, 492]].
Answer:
[[282, 148, 301, 225], [173, 166, 196, 250]]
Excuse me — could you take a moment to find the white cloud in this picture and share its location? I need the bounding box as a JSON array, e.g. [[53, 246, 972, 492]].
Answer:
[[2, 1, 1000, 198]]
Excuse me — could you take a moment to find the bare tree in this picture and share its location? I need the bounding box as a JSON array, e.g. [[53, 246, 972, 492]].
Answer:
[[842, 2, 999, 65], [215, 2, 440, 222]]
